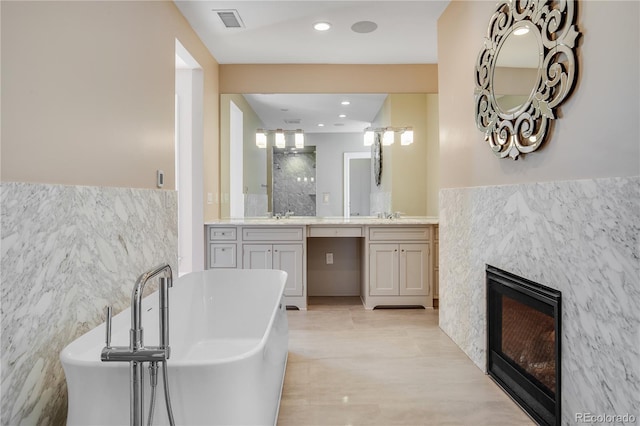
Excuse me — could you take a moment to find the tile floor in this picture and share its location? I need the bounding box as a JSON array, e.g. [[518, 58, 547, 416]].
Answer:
[[276, 297, 534, 426]]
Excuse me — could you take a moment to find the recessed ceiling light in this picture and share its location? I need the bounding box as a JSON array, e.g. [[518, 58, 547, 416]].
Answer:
[[341, 100, 351, 105], [351, 21, 378, 34], [338, 114, 347, 118], [313, 22, 331, 31], [513, 27, 530, 36], [317, 123, 325, 127]]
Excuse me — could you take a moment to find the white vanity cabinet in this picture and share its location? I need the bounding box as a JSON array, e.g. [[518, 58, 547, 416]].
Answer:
[[207, 227, 238, 269], [242, 243, 304, 297], [362, 226, 432, 309], [206, 220, 437, 311], [206, 224, 307, 309], [369, 243, 429, 296]]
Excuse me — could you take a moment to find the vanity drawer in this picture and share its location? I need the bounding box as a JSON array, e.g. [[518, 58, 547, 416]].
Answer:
[[308, 226, 363, 238], [208, 227, 237, 241], [242, 227, 304, 242], [208, 243, 237, 268], [368, 227, 429, 241]]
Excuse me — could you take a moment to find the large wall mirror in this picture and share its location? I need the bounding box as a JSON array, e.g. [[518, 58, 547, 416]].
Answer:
[[220, 93, 439, 218], [474, 0, 581, 159]]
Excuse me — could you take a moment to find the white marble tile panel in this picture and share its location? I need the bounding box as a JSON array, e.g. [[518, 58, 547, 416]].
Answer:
[[1, 182, 177, 425], [439, 176, 640, 424]]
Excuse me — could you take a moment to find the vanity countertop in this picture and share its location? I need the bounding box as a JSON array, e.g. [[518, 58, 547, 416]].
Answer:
[[205, 216, 439, 226]]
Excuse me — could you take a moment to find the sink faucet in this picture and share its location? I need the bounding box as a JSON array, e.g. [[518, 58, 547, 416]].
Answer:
[[101, 264, 173, 426], [284, 210, 294, 218]]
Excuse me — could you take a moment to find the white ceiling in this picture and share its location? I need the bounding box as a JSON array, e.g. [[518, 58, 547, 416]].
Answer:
[[243, 93, 388, 133], [174, 1, 450, 64], [175, 1, 449, 134]]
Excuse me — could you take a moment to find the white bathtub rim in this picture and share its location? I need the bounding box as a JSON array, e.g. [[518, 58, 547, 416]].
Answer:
[[60, 269, 287, 368]]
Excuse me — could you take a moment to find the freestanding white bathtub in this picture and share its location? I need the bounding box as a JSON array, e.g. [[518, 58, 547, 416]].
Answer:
[[60, 268, 289, 426]]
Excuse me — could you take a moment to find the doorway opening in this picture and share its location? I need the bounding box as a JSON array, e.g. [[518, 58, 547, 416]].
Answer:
[[343, 151, 372, 217], [229, 100, 244, 217], [175, 39, 204, 276]]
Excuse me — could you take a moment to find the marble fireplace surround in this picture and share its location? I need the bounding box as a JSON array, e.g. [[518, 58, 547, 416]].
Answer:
[[439, 176, 639, 424]]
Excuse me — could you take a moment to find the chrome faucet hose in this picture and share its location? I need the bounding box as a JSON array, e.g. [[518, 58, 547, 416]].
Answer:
[[147, 362, 158, 426], [162, 360, 175, 426]]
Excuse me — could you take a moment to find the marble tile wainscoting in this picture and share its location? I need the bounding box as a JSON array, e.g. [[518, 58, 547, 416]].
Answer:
[[1, 182, 178, 425], [439, 176, 640, 424]]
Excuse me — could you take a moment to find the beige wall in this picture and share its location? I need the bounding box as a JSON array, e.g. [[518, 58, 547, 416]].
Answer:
[[219, 64, 438, 94], [425, 94, 440, 216], [389, 94, 429, 216], [1, 1, 220, 220], [369, 94, 439, 216], [219, 94, 265, 218], [438, 1, 639, 189]]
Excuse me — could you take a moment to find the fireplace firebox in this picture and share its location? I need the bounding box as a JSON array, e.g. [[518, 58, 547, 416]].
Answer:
[[486, 265, 561, 426]]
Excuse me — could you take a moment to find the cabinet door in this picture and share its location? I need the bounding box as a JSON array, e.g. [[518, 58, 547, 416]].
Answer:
[[399, 243, 429, 296], [369, 243, 399, 296], [209, 243, 237, 268], [242, 244, 273, 270], [273, 244, 303, 297]]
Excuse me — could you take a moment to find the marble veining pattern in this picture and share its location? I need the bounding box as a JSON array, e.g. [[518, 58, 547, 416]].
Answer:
[[439, 176, 640, 424], [1, 182, 177, 425], [273, 151, 316, 216]]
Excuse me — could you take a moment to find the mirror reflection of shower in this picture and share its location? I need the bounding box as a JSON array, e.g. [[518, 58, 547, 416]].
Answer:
[[272, 146, 316, 216]]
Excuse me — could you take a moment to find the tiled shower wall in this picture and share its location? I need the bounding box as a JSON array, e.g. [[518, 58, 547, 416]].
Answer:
[[439, 176, 639, 424], [1, 182, 177, 424], [272, 151, 316, 216]]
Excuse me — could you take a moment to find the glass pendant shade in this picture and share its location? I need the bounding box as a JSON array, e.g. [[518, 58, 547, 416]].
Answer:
[[295, 130, 304, 148], [275, 130, 286, 148], [256, 130, 267, 148], [401, 129, 414, 145], [382, 129, 394, 145], [363, 130, 375, 146]]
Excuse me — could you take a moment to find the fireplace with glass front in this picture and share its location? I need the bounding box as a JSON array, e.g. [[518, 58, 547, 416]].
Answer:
[[486, 265, 562, 426]]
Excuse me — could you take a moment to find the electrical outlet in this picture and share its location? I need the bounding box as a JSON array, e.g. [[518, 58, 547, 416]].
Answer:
[[326, 253, 333, 264]]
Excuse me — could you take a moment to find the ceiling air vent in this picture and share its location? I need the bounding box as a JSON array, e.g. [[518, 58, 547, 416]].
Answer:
[[214, 10, 244, 29], [284, 119, 301, 125]]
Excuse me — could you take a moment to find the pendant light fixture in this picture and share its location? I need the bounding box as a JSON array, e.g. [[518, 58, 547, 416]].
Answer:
[[363, 126, 414, 147], [255, 128, 305, 149]]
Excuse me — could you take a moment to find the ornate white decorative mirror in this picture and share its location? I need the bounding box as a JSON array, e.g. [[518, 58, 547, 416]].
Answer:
[[475, 0, 581, 159]]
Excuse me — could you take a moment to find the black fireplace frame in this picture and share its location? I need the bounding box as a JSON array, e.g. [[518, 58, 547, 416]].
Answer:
[[486, 265, 562, 426]]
